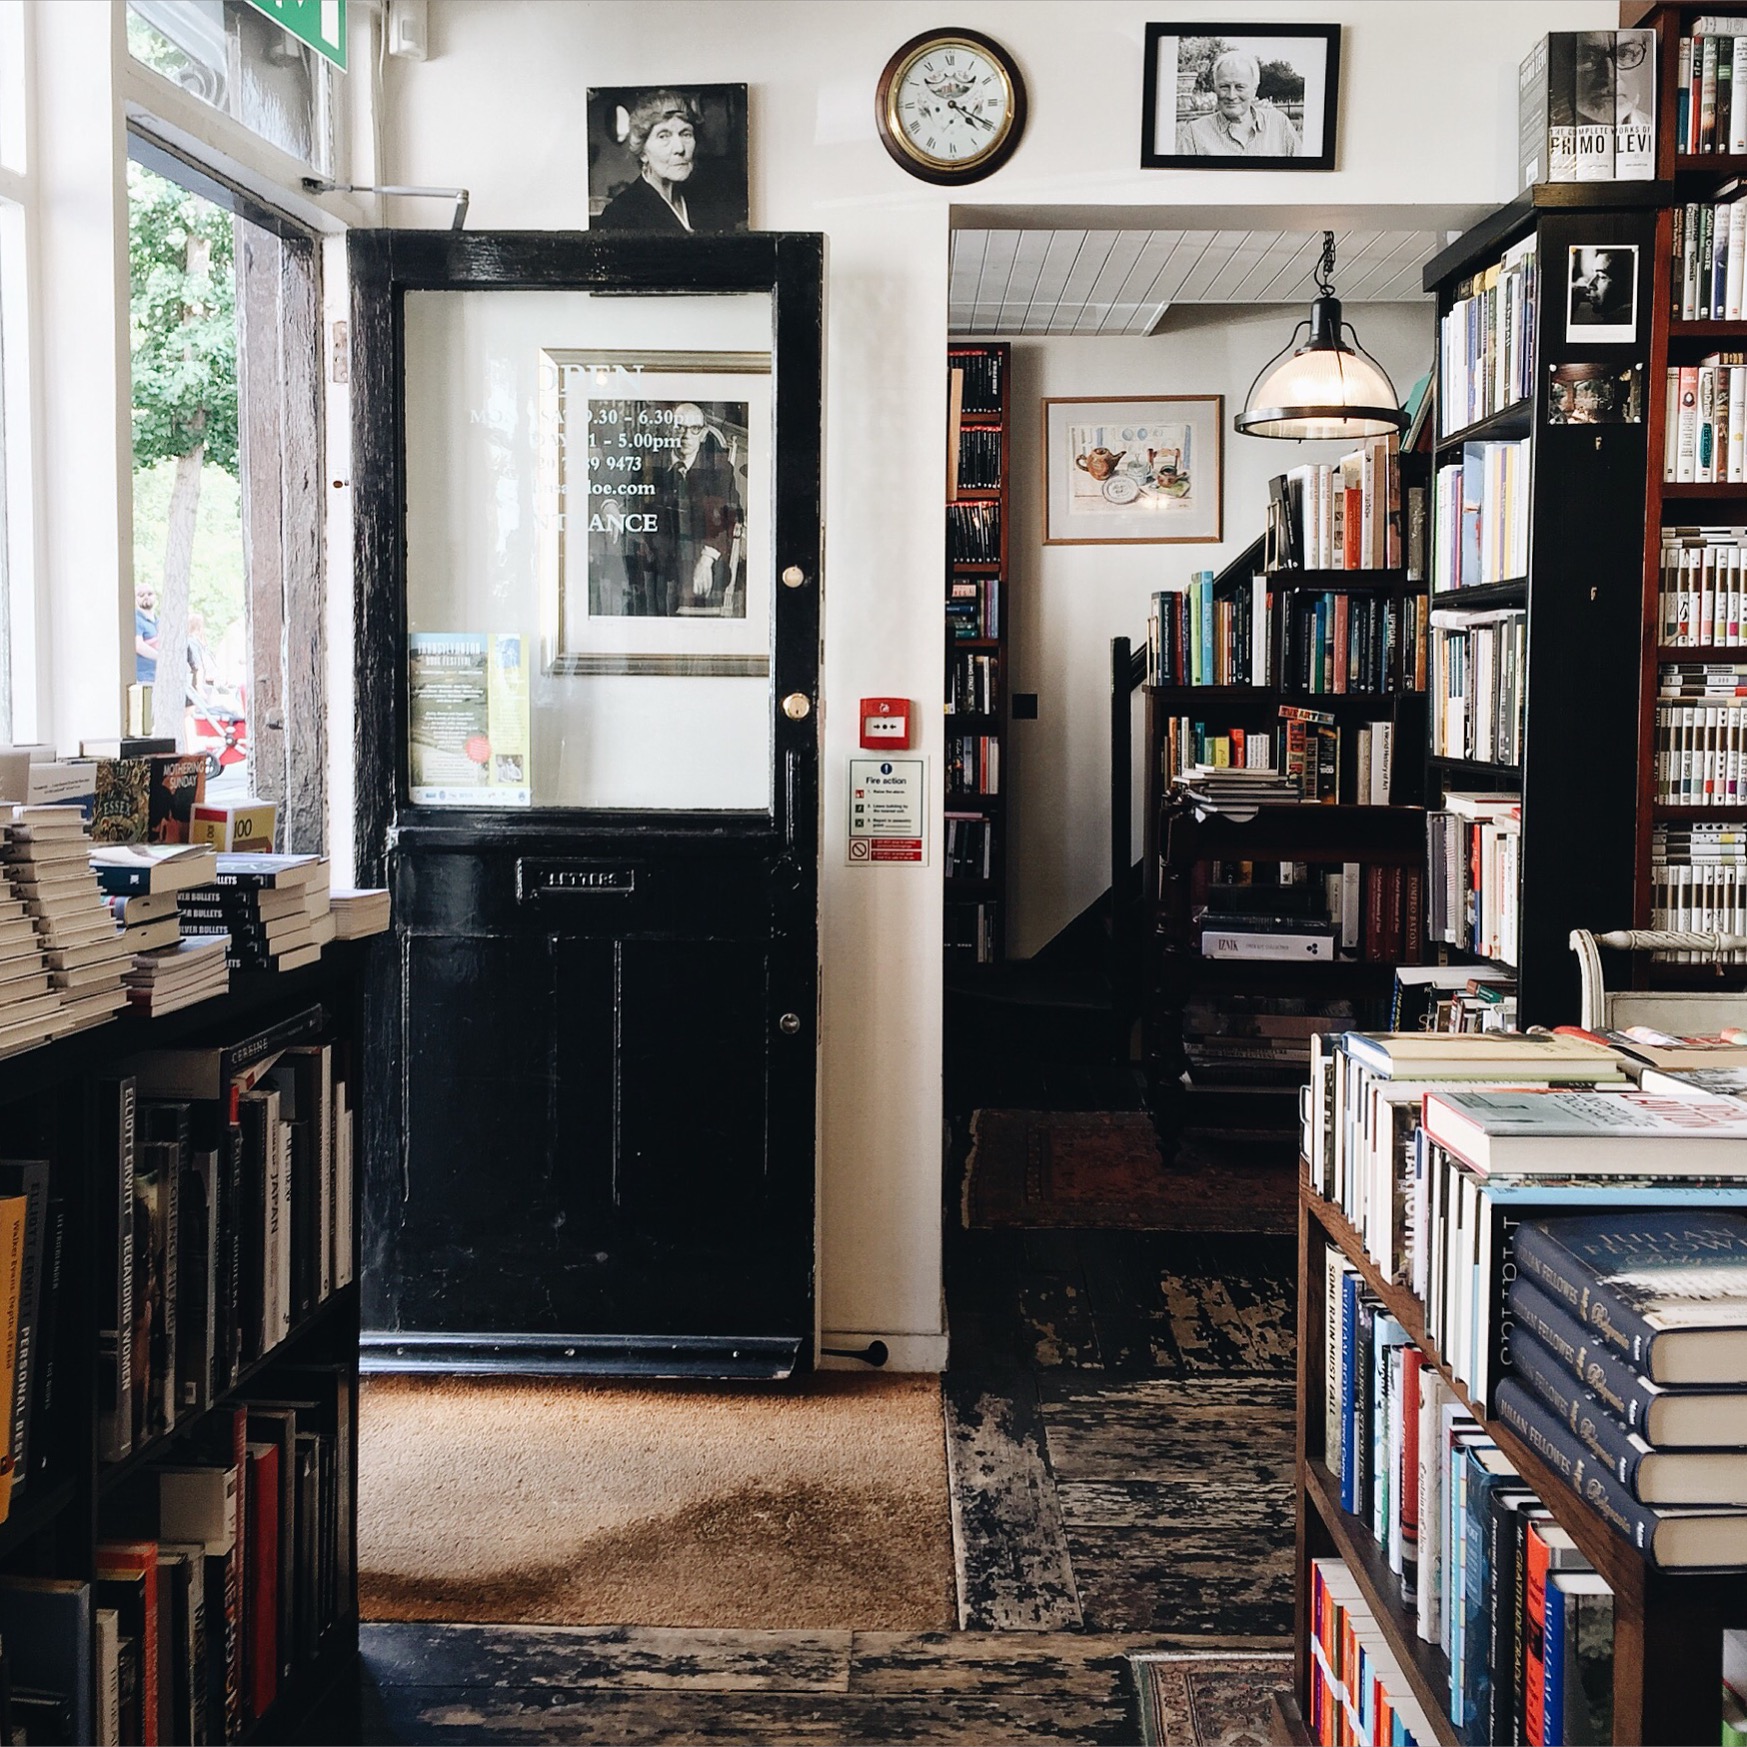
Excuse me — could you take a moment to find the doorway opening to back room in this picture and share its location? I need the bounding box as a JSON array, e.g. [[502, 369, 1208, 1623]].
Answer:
[[942, 205, 1482, 1383]]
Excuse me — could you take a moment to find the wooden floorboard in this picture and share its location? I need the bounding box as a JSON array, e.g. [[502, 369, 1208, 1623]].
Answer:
[[358, 1622, 853, 1691], [1035, 1376, 1296, 1483], [941, 1373, 1083, 1632], [363, 1683, 1145, 1744], [1065, 1530, 1295, 1637], [1054, 1478, 1292, 1535]]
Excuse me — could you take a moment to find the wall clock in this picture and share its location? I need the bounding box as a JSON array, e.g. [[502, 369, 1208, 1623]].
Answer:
[[875, 28, 1027, 185]]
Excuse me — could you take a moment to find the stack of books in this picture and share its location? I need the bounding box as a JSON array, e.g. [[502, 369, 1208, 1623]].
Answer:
[[1197, 879, 1336, 962], [7, 807, 132, 1039], [1176, 763, 1300, 819], [179, 855, 334, 972], [122, 935, 230, 1017], [329, 888, 391, 939], [0, 865, 65, 1057]]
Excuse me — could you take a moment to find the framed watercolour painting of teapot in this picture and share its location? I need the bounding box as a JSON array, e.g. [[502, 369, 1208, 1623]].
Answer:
[[1043, 395, 1223, 544]]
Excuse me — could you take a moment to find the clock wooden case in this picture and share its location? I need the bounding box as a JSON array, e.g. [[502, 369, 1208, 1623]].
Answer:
[[875, 28, 1027, 185]]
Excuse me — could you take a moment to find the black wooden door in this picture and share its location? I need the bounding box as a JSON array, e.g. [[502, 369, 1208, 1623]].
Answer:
[[348, 232, 822, 1377]]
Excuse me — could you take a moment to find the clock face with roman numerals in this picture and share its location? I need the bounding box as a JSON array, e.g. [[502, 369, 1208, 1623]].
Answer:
[[876, 29, 1027, 185]]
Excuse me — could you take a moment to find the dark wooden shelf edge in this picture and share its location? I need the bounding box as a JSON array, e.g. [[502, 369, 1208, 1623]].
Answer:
[[99, 1284, 358, 1496], [1668, 320, 1747, 338], [1430, 579, 1528, 609], [1270, 1689, 1313, 1747], [1433, 401, 1534, 450], [0, 1475, 78, 1559], [1431, 941, 1519, 974], [1676, 155, 1747, 175], [1265, 568, 1417, 592], [1304, 1459, 1461, 1747], [1428, 756, 1522, 785]]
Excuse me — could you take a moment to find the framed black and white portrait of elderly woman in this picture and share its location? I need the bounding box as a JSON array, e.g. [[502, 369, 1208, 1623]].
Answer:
[[587, 84, 750, 233], [1141, 25, 1341, 170]]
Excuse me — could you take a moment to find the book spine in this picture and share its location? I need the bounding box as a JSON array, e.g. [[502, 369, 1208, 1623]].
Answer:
[[1511, 1222, 1664, 1376], [1340, 1273, 1359, 1512], [1507, 1275, 1662, 1438], [1325, 1247, 1346, 1483], [1542, 1568, 1568, 1747], [1496, 1379, 1666, 1560], [1507, 1322, 1649, 1496]]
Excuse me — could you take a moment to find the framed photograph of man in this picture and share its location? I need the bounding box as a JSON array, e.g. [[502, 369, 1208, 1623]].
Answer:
[[538, 349, 772, 675], [1043, 396, 1223, 545], [1141, 24, 1341, 170], [587, 84, 750, 233], [1565, 244, 1639, 345]]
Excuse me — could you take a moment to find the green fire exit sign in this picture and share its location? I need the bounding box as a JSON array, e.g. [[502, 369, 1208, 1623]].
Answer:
[[242, 0, 346, 72]]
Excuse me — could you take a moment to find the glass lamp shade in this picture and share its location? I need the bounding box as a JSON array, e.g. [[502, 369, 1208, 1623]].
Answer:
[[1235, 295, 1407, 441]]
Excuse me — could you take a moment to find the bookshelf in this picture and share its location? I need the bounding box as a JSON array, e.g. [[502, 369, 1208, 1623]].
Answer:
[[1628, 3, 1747, 977], [1294, 1170, 1743, 1747], [1422, 189, 1658, 1024], [0, 945, 373, 1742], [946, 342, 1011, 965], [1140, 525, 1429, 1135]]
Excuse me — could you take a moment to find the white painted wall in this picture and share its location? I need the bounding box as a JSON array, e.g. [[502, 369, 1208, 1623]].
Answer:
[[1004, 300, 1431, 956], [383, 0, 1614, 1360]]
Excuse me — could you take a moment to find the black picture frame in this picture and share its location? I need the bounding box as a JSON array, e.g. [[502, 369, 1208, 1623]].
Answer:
[[1140, 23, 1341, 170], [586, 84, 750, 233]]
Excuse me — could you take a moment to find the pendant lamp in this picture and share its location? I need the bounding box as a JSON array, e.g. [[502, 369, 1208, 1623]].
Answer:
[[1234, 231, 1407, 441]]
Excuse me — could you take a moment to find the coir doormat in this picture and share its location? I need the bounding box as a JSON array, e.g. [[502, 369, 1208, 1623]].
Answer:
[[961, 1110, 1294, 1233]]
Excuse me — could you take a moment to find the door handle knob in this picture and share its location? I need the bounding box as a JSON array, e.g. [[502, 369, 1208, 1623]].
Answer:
[[778, 1012, 801, 1035]]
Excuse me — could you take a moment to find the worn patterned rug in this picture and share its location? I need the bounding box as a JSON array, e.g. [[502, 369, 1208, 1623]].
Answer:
[[962, 1110, 1295, 1233], [1131, 1651, 1295, 1746]]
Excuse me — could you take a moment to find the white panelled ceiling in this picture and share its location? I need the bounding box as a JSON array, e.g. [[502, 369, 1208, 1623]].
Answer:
[[947, 204, 1492, 336]]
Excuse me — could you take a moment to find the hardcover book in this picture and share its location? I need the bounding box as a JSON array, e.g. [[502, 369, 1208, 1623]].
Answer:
[[1497, 1378, 1747, 1566], [91, 758, 152, 845], [148, 756, 206, 845], [1507, 1272, 1747, 1445], [1503, 1337, 1747, 1505], [1513, 1210, 1747, 1383], [1424, 1086, 1747, 1177]]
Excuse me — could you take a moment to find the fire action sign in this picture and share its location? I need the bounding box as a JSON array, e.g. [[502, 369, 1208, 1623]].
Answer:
[[847, 758, 926, 864]]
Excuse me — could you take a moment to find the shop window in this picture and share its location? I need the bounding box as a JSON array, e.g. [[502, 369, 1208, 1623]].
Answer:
[[127, 0, 336, 178], [128, 143, 325, 848]]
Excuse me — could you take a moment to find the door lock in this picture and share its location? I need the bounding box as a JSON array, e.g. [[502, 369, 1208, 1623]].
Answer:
[[781, 565, 808, 588], [778, 1012, 801, 1035], [782, 692, 812, 720]]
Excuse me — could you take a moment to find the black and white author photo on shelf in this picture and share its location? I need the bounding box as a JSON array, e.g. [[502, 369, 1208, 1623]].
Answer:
[[587, 84, 749, 233], [1141, 23, 1340, 170], [1565, 244, 1639, 344]]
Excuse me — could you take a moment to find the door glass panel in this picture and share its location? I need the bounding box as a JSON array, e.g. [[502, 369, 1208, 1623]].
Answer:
[[403, 290, 774, 812]]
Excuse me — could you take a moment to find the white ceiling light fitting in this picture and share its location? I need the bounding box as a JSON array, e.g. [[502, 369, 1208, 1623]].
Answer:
[[1234, 230, 1406, 441]]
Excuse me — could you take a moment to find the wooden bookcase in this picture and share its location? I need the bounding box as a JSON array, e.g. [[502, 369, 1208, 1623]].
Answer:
[[945, 342, 1010, 965], [1422, 188, 1663, 1024], [1294, 1171, 1746, 1746], [0, 945, 374, 1741], [1139, 538, 1429, 1131], [1627, 3, 1747, 982]]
